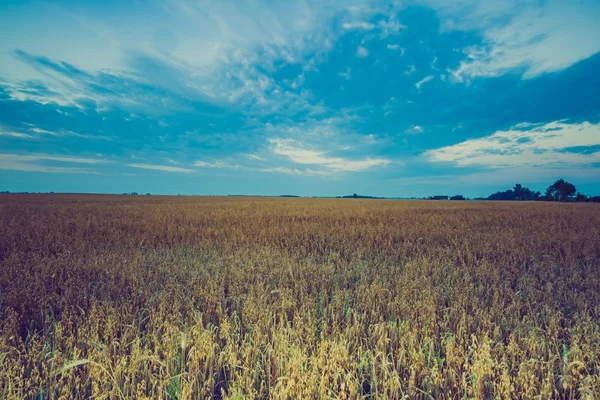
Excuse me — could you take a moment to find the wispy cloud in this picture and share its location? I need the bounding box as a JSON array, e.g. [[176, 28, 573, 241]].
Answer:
[[13, 154, 106, 164], [437, 0, 600, 80], [0, 128, 34, 139], [193, 160, 242, 169], [259, 166, 330, 176], [0, 153, 106, 173], [405, 125, 424, 135], [356, 46, 369, 58], [3, 123, 113, 141], [127, 163, 193, 173], [425, 121, 600, 168], [0, 0, 352, 118], [387, 44, 404, 55], [246, 154, 266, 161], [342, 22, 374, 30], [415, 75, 434, 89], [377, 18, 406, 36], [30, 127, 59, 136], [342, 14, 404, 35], [404, 65, 416, 75], [194, 158, 331, 177], [270, 138, 388, 172], [338, 67, 352, 80], [5, 47, 326, 120]]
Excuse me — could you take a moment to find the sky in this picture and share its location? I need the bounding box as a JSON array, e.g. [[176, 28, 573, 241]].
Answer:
[[0, 0, 599, 197]]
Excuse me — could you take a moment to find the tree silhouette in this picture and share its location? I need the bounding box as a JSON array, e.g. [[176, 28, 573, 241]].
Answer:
[[513, 184, 524, 200], [513, 184, 540, 200], [545, 179, 576, 201]]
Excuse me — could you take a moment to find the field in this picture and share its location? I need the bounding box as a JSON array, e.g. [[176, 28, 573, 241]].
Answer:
[[1, 195, 599, 399]]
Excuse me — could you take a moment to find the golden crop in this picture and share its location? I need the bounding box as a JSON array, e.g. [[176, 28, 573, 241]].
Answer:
[[0, 194, 599, 399]]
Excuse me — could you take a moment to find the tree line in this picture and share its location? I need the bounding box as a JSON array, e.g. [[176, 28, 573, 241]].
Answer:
[[487, 179, 600, 202]]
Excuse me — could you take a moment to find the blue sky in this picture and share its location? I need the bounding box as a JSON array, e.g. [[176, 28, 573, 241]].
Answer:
[[1, 0, 599, 197]]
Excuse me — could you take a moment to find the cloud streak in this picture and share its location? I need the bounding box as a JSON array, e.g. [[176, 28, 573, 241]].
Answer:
[[127, 163, 194, 173], [0, 153, 107, 173], [0, 128, 34, 139], [438, 0, 600, 80], [425, 121, 600, 168], [356, 46, 369, 58], [193, 159, 332, 177], [415, 75, 434, 89], [270, 139, 389, 172]]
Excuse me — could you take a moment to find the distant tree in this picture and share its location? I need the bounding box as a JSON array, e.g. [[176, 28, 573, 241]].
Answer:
[[353, 193, 358, 198], [487, 190, 516, 201], [575, 192, 587, 202], [513, 184, 525, 200], [545, 179, 576, 201], [512, 183, 541, 200], [450, 195, 465, 200]]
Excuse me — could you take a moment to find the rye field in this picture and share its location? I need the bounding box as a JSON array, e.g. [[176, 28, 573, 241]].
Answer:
[[0, 194, 599, 399]]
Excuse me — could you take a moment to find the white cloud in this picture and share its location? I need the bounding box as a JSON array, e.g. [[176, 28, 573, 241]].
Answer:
[[404, 65, 416, 75], [0, 1, 346, 116], [431, 56, 438, 70], [127, 163, 193, 173], [246, 154, 266, 161], [435, 0, 600, 79], [290, 74, 305, 89], [260, 166, 330, 176], [405, 125, 424, 135], [387, 44, 404, 56], [194, 157, 332, 176], [0, 128, 34, 139], [356, 46, 369, 58], [30, 127, 59, 136], [342, 22, 375, 30], [415, 75, 434, 89], [270, 138, 388, 172], [1, 1, 341, 80], [261, 113, 391, 161], [342, 16, 405, 35], [1, 124, 112, 141], [425, 120, 600, 168], [194, 160, 242, 169], [18, 154, 106, 164], [0, 153, 106, 173], [3, 0, 597, 114], [377, 18, 407, 36], [338, 67, 352, 80]]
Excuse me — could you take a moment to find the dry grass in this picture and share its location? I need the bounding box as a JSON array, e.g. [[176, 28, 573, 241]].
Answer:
[[1, 194, 599, 399]]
